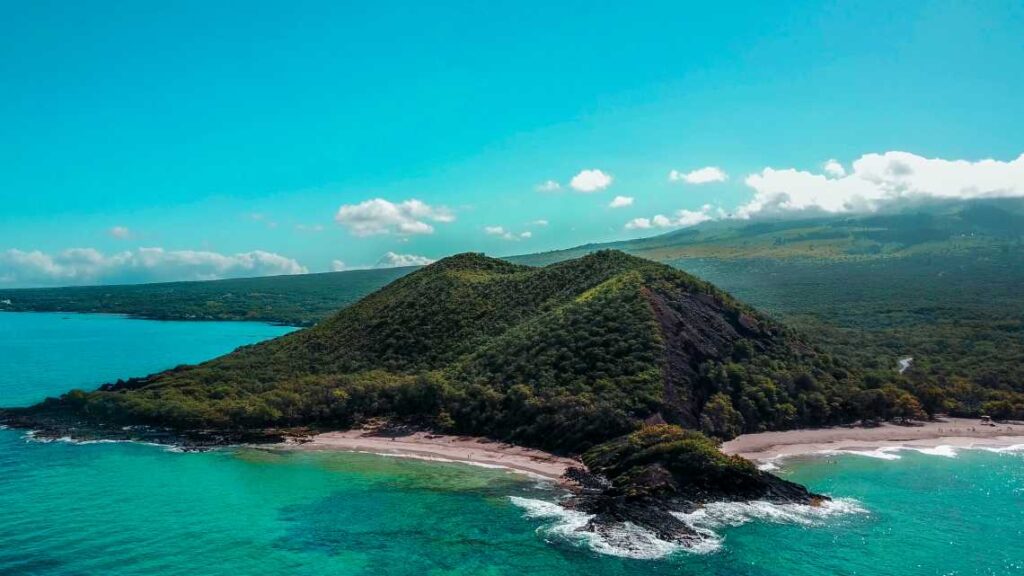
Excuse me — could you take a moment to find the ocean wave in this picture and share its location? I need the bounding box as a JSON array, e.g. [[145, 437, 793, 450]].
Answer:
[[508, 496, 866, 559], [817, 443, 1024, 461], [508, 496, 686, 559], [820, 447, 904, 460], [819, 445, 961, 459], [673, 498, 867, 531], [979, 444, 1024, 454], [911, 445, 958, 458]]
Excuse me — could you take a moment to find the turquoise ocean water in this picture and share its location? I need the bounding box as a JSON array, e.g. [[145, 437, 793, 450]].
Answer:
[[1, 312, 1022, 575]]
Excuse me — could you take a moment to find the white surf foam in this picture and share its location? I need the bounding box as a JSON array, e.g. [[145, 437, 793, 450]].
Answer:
[[820, 447, 903, 460], [673, 498, 867, 531], [979, 444, 1024, 454], [586, 521, 689, 559], [911, 445, 958, 457], [819, 443, 1024, 460], [509, 496, 866, 559], [508, 496, 687, 559]]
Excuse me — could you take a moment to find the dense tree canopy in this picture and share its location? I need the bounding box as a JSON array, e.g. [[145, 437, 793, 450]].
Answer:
[[7, 250, 946, 457]]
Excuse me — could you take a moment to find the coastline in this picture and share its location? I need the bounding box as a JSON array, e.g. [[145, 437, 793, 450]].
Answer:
[[722, 417, 1024, 463], [276, 429, 581, 481], [0, 308, 306, 328]]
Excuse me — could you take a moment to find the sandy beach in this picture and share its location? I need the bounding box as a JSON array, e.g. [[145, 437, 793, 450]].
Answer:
[[722, 417, 1024, 463], [278, 417, 1024, 480], [279, 429, 581, 480]]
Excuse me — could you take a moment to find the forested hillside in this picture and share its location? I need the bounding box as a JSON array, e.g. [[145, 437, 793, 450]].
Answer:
[[519, 199, 1024, 419], [5, 251, 921, 451]]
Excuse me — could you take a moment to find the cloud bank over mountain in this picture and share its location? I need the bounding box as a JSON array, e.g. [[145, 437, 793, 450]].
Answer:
[[738, 152, 1024, 218], [626, 152, 1024, 232], [0, 248, 306, 287]]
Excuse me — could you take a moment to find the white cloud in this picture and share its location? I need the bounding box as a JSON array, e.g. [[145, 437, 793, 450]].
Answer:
[[532, 219, 549, 226], [823, 159, 846, 178], [624, 204, 717, 231], [652, 214, 673, 227], [570, 169, 613, 193], [0, 247, 307, 287], [609, 195, 634, 208], [330, 259, 347, 272], [297, 224, 325, 233], [485, 226, 516, 240], [624, 217, 653, 230], [738, 151, 1024, 218], [335, 198, 454, 236], [375, 251, 435, 268], [668, 166, 728, 184], [676, 206, 716, 227], [485, 225, 534, 241], [535, 180, 561, 192], [108, 226, 131, 239]]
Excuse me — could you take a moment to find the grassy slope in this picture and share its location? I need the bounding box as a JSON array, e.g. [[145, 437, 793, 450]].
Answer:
[[11, 251, 887, 455]]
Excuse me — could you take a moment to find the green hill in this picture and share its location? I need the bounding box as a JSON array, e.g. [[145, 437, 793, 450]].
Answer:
[[5, 251, 899, 451]]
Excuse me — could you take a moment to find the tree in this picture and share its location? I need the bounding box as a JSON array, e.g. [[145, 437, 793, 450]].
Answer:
[[700, 393, 745, 439]]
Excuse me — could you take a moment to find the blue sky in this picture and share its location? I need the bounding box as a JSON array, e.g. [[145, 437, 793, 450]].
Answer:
[[2, 1, 1023, 285]]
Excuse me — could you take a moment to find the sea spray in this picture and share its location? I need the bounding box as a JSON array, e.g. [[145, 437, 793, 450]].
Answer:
[[508, 496, 686, 559], [673, 498, 868, 530], [509, 496, 867, 559]]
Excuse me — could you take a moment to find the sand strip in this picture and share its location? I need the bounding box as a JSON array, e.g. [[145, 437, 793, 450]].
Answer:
[[722, 417, 1024, 462], [278, 429, 580, 480]]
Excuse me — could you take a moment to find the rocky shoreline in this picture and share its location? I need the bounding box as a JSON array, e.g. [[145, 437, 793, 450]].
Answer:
[[561, 461, 825, 545], [0, 410, 295, 451], [1, 412, 824, 547]]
